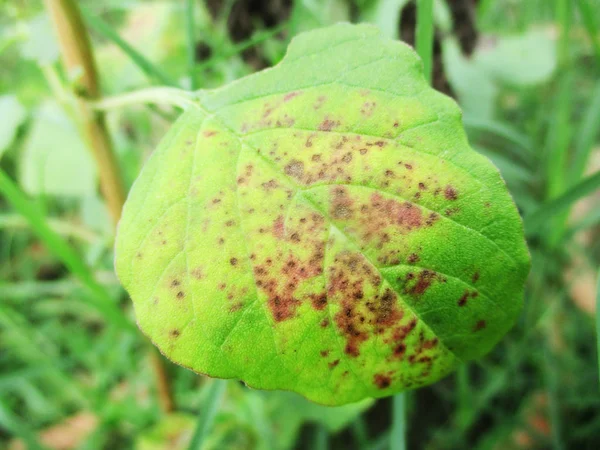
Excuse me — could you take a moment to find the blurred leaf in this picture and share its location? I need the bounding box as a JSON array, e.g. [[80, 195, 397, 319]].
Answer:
[[360, 0, 408, 39], [525, 170, 600, 236], [82, 6, 177, 87], [443, 38, 497, 119], [268, 392, 374, 449], [476, 30, 557, 86], [0, 94, 27, 159], [19, 101, 97, 198], [137, 413, 195, 450], [19, 13, 60, 64], [288, 0, 350, 36]]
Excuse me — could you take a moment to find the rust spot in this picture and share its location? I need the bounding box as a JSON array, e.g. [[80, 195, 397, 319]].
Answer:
[[192, 268, 203, 279], [311, 293, 328, 310], [273, 215, 285, 239], [176, 291, 185, 299], [331, 186, 354, 220], [313, 96, 326, 110], [418, 182, 426, 190], [374, 374, 391, 389], [458, 291, 469, 307], [229, 302, 243, 312], [405, 270, 439, 296], [320, 318, 330, 328], [407, 253, 420, 264], [474, 320, 486, 332], [328, 359, 340, 369], [202, 130, 217, 137], [444, 186, 458, 200], [375, 289, 403, 326], [170, 329, 180, 338], [284, 91, 300, 102], [393, 343, 406, 358], [318, 117, 339, 132], [472, 271, 480, 283], [230, 257, 238, 266], [171, 279, 180, 287], [284, 159, 304, 179], [342, 152, 352, 163], [320, 350, 330, 357]]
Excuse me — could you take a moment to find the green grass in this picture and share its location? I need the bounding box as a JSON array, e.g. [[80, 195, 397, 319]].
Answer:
[[1, 0, 600, 448]]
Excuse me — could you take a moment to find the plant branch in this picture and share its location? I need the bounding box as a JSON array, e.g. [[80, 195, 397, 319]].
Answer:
[[91, 87, 199, 111], [43, 0, 126, 228], [43, 0, 175, 413]]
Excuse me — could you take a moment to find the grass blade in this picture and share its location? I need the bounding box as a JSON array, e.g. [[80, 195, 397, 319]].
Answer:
[[415, 0, 434, 84], [464, 117, 534, 167], [569, 81, 600, 183], [185, 0, 197, 90], [525, 170, 600, 236], [391, 393, 406, 450], [80, 7, 178, 87], [597, 269, 600, 387], [0, 168, 133, 331], [0, 399, 47, 450], [187, 379, 227, 449], [314, 425, 328, 450], [194, 24, 287, 72], [577, 0, 600, 65]]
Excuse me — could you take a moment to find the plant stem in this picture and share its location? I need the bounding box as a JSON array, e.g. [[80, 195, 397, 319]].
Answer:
[[596, 269, 600, 388], [415, 0, 434, 84], [187, 379, 227, 449], [43, 0, 125, 228], [185, 0, 197, 90], [43, 0, 175, 413], [391, 393, 407, 450], [91, 87, 199, 111]]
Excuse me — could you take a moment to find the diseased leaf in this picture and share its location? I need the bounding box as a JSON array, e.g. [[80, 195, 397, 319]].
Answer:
[[115, 23, 530, 405]]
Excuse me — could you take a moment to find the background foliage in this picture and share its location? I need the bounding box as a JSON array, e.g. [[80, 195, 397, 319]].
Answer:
[[1, 0, 599, 449]]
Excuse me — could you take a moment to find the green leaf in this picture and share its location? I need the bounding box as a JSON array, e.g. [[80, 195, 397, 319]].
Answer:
[[115, 23, 530, 405], [0, 94, 27, 159], [19, 101, 97, 198]]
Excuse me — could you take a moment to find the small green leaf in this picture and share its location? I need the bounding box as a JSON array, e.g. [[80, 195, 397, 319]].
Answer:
[[0, 95, 27, 159], [20, 101, 97, 198], [115, 24, 530, 405]]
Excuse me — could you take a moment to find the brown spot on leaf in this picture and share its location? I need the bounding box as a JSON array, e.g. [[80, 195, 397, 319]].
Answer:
[[284, 159, 304, 179], [230, 257, 238, 266], [170, 329, 180, 338], [318, 117, 339, 132], [320, 350, 330, 357], [374, 374, 391, 389], [311, 293, 328, 310], [171, 279, 180, 288], [444, 185, 458, 200], [458, 291, 469, 307], [472, 271, 480, 283], [407, 253, 420, 264], [273, 215, 285, 239], [328, 359, 340, 369], [203, 130, 217, 137], [405, 270, 439, 296], [474, 320, 486, 332], [331, 186, 354, 220], [284, 91, 300, 102], [176, 291, 185, 299]]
